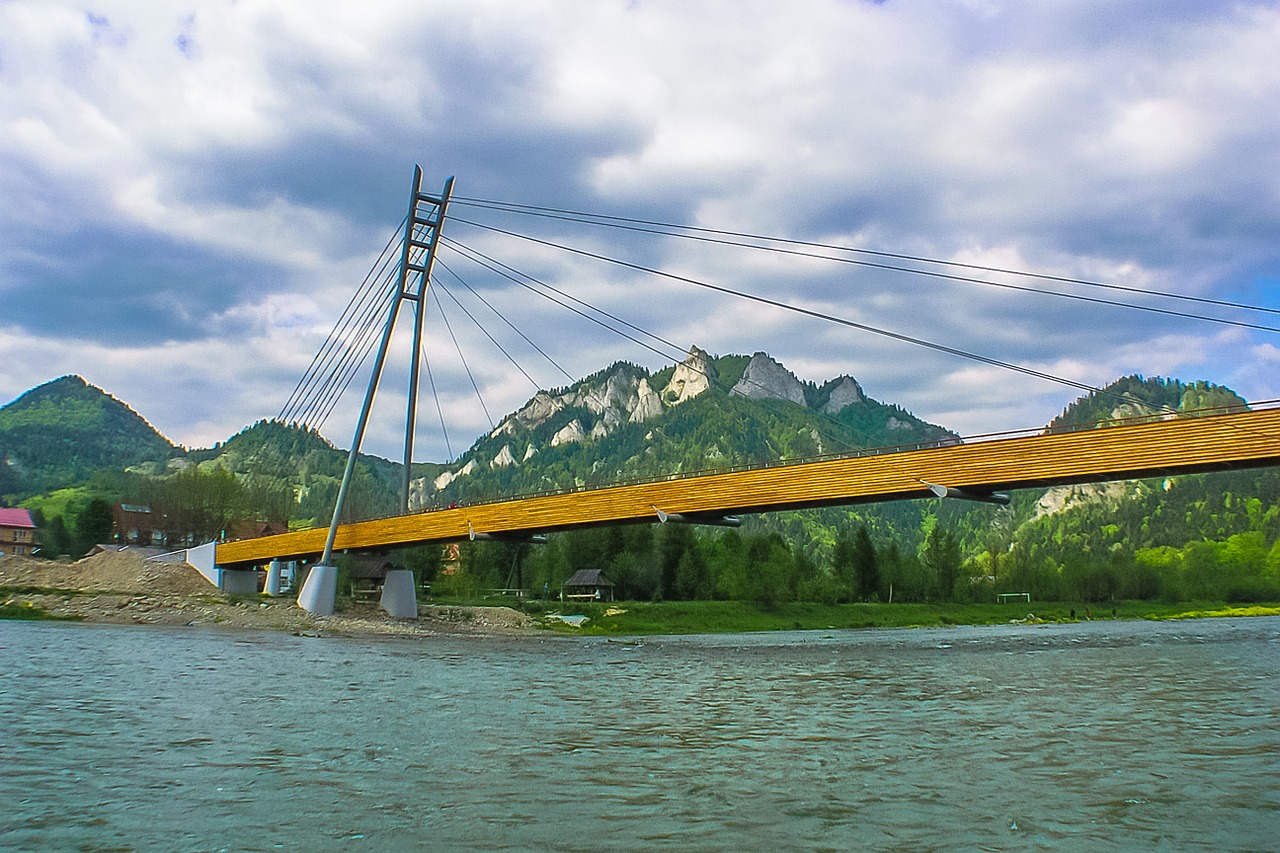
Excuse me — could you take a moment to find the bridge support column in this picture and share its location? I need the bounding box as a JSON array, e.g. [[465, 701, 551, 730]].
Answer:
[[297, 564, 338, 616], [264, 560, 283, 596], [380, 569, 418, 618]]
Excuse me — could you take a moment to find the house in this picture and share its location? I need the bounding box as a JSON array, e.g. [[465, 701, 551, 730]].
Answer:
[[113, 503, 168, 547], [562, 568, 615, 601], [0, 507, 37, 556]]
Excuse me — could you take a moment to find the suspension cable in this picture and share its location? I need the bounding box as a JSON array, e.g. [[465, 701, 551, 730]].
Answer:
[[278, 217, 407, 424], [452, 196, 1280, 319], [426, 279, 495, 431]]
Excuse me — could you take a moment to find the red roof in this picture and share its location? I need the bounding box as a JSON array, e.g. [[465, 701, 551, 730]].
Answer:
[[0, 508, 36, 529]]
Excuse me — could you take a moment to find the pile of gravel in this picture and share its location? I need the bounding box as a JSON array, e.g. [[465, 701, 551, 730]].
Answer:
[[0, 552, 215, 595]]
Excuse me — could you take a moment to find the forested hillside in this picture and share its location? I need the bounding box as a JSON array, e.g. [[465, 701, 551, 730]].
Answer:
[[0, 376, 178, 498], [1048, 376, 1246, 429], [187, 419, 407, 526], [2, 389, 410, 556]]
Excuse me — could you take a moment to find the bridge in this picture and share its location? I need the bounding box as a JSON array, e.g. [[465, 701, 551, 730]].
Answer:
[[213, 405, 1280, 571], [193, 167, 1280, 615]]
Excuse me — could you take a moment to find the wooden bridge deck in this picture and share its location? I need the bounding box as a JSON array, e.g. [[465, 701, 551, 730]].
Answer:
[[214, 407, 1280, 568]]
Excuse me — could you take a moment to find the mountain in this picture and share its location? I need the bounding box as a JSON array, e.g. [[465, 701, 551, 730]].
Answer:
[[410, 346, 956, 508], [185, 419, 410, 526], [1048, 375, 1246, 430], [0, 375, 179, 497]]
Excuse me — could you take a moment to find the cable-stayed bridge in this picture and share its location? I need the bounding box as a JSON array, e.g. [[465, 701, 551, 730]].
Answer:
[[197, 166, 1280, 615]]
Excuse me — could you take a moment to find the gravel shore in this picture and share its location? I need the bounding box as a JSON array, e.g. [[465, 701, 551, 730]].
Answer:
[[1, 553, 534, 638]]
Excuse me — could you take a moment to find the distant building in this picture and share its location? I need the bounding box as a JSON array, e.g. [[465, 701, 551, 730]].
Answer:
[[113, 503, 168, 547], [0, 507, 37, 556], [226, 519, 289, 541], [111, 502, 288, 549], [562, 568, 615, 601]]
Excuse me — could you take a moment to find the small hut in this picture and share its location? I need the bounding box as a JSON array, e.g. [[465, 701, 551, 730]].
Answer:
[[343, 556, 395, 599], [562, 569, 615, 602]]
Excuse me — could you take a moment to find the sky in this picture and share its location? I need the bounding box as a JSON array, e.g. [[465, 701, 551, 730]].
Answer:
[[2, 0, 1279, 463]]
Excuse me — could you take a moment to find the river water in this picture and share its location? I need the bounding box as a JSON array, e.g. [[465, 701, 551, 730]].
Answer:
[[1, 617, 1276, 852]]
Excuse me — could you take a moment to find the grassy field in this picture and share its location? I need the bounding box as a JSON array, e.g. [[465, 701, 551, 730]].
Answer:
[[428, 596, 1280, 635]]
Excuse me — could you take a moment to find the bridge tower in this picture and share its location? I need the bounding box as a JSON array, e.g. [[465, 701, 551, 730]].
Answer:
[[297, 166, 454, 616]]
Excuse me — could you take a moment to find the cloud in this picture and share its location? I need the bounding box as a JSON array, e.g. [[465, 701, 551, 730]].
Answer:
[[1, 0, 1278, 465]]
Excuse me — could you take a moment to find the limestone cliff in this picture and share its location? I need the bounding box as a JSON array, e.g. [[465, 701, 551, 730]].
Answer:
[[731, 352, 806, 405], [630, 378, 664, 423], [821, 376, 864, 413], [662, 346, 715, 405]]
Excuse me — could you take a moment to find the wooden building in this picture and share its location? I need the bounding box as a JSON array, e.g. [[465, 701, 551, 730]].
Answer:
[[0, 507, 37, 556], [562, 568, 615, 601]]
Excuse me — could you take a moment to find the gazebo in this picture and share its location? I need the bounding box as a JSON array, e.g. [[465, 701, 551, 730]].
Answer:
[[562, 569, 615, 602]]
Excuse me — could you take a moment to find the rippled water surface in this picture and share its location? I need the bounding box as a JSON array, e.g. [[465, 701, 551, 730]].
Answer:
[[2, 617, 1277, 851]]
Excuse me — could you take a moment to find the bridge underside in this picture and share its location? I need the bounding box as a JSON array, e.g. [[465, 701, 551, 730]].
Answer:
[[214, 408, 1280, 569]]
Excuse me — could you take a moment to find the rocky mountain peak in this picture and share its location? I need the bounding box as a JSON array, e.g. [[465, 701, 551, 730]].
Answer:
[[568, 368, 641, 416], [630, 377, 663, 423], [551, 420, 586, 447], [822, 376, 865, 413], [410, 345, 954, 504], [662, 345, 715, 405], [731, 352, 806, 405], [491, 391, 563, 438]]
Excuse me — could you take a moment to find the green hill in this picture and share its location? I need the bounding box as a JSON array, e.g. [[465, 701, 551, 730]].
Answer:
[[0, 375, 179, 498], [186, 419, 409, 526], [1049, 375, 1246, 430]]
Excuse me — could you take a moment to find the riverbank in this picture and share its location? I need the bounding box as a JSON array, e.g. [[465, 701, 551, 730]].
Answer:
[[464, 596, 1280, 635], [5, 554, 1277, 638], [0, 553, 533, 637]]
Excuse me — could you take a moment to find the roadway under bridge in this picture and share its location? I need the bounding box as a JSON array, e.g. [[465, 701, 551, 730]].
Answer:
[[214, 406, 1280, 570]]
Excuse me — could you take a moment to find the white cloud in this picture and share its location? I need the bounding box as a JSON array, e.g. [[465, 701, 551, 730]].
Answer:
[[1, 0, 1278, 463]]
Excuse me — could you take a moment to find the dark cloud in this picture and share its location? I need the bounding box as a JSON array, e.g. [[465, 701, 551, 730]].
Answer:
[[2, 225, 287, 344]]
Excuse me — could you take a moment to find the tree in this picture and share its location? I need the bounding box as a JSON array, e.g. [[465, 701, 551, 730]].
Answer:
[[921, 525, 961, 602], [675, 548, 712, 600], [745, 533, 792, 607], [243, 475, 295, 526], [790, 546, 825, 601], [984, 506, 1016, 589], [0, 446, 21, 498], [144, 465, 245, 542], [852, 525, 879, 600], [707, 530, 747, 600], [832, 533, 857, 602], [74, 498, 115, 556], [41, 514, 74, 558], [658, 523, 696, 600]]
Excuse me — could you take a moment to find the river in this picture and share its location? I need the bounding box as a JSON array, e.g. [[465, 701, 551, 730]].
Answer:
[[2, 617, 1277, 851]]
